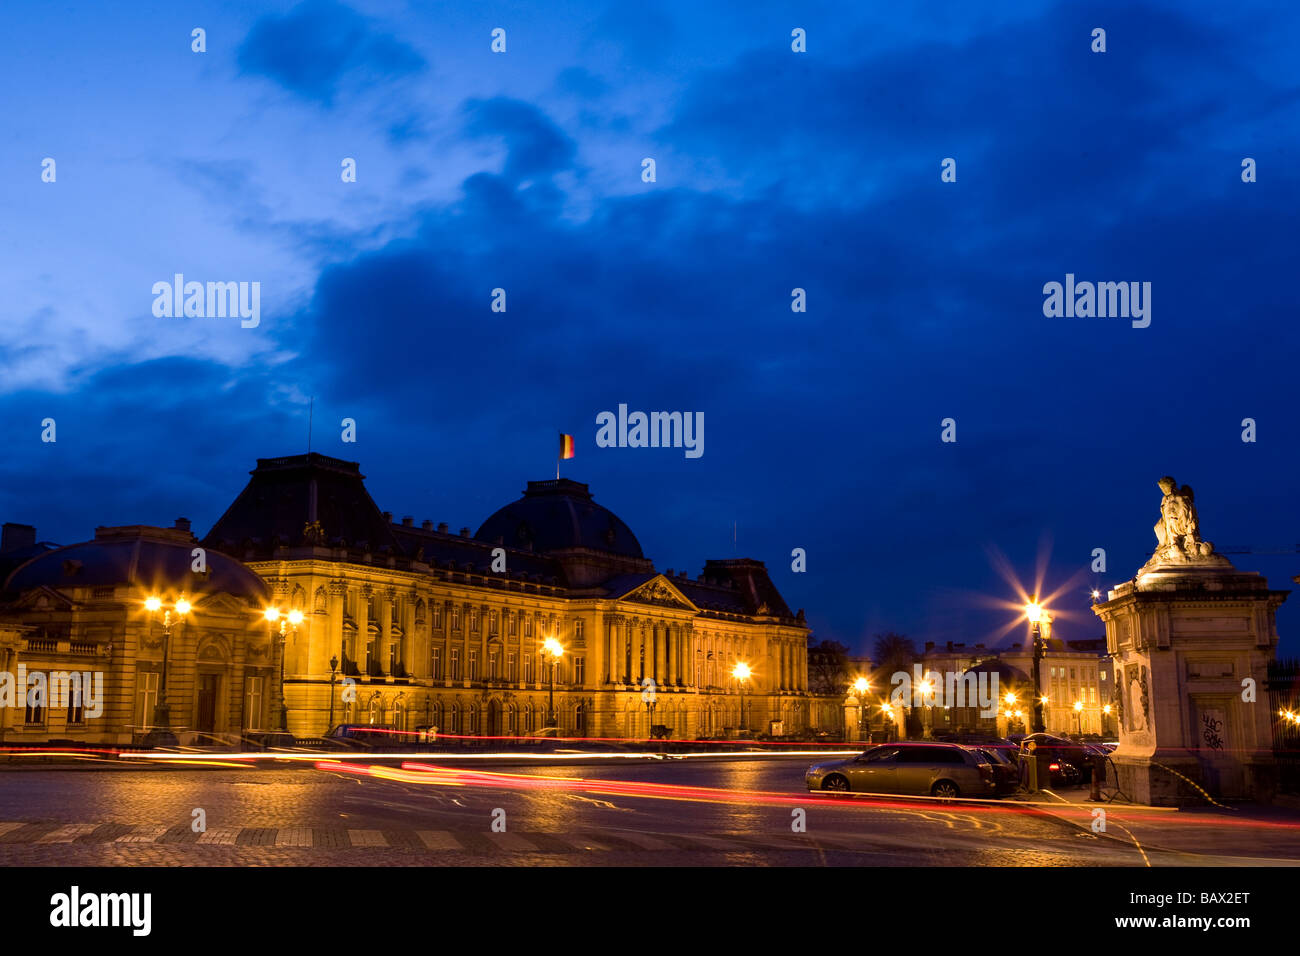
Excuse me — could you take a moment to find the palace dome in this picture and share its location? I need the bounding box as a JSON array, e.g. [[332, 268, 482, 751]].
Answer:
[[4, 524, 269, 603], [475, 479, 644, 559]]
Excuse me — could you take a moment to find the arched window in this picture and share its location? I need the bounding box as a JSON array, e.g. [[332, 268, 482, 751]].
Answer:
[[313, 587, 327, 614], [393, 697, 406, 731]]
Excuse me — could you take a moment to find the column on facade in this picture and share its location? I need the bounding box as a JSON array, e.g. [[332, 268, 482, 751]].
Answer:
[[379, 590, 393, 676], [606, 614, 618, 683], [355, 587, 369, 672], [659, 623, 669, 684], [666, 625, 676, 686], [480, 605, 490, 681], [402, 592, 418, 678], [442, 601, 452, 684]]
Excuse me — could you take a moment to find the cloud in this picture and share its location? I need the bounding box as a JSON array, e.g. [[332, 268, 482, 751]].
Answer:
[[237, 0, 425, 105], [462, 98, 579, 183]]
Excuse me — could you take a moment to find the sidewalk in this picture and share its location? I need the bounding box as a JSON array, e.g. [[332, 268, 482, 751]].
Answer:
[[1008, 786, 1300, 863]]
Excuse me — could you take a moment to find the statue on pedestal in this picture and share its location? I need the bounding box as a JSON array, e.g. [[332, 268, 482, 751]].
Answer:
[[1142, 476, 1231, 572]]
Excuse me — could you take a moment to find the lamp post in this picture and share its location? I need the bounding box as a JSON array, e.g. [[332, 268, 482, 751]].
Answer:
[[1026, 600, 1047, 734], [328, 654, 339, 733], [732, 662, 751, 734], [853, 677, 870, 741], [1073, 700, 1084, 736], [144, 595, 190, 732], [264, 606, 304, 732], [542, 636, 564, 731]]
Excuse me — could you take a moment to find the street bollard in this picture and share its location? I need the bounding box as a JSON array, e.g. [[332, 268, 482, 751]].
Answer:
[[1089, 753, 1104, 801]]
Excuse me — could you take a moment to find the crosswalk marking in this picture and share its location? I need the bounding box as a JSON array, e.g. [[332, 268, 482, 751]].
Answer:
[[347, 829, 387, 847], [115, 825, 169, 843], [604, 831, 676, 851], [276, 827, 313, 847], [0, 821, 861, 853], [488, 832, 543, 852], [36, 824, 100, 843], [417, 830, 462, 850], [196, 827, 242, 845]]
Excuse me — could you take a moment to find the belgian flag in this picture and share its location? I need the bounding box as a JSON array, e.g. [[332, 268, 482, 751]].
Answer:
[[559, 432, 575, 460]]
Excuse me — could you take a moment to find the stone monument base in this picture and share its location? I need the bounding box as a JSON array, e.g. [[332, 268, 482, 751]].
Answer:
[[1111, 751, 1277, 807]]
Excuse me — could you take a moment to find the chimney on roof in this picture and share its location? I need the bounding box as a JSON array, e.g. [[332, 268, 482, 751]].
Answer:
[[1, 523, 36, 554], [665, 568, 673, 577], [401, 516, 413, 527], [946, 641, 953, 652], [382, 511, 393, 522], [459, 527, 470, 538], [438, 523, 448, 534], [925, 641, 935, 652], [422, 520, 432, 530], [174, 517, 192, 533]]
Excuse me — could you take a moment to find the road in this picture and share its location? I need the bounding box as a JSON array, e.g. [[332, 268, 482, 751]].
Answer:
[[0, 755, 1291, 866]]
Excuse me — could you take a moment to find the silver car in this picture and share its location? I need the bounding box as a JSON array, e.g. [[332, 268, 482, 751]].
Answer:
[[805, 743, 997, 799]]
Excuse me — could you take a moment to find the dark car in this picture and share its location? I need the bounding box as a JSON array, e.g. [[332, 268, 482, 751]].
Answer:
[[976, 746, 1020, 794], [1021, 733, 1098, 784], [806, 743, 998, 799], [321, 724, 411, 750]]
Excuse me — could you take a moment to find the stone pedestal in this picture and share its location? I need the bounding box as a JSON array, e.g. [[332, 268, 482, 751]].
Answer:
[[1093, 561, 1287, 806]]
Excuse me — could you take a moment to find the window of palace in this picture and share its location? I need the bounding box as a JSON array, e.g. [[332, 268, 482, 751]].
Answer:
[[245, 675, 264, 730], [450, 648, 461, 680], [507, 652, 516, 682], [508, 612, 517, 636], [433, 604, 442, 629], [432, 648, 442, 680], [135, 671, 158, 731], [468, 649, 478, 681], [574, 656, 585, 685], [452, 606, 461, 631]]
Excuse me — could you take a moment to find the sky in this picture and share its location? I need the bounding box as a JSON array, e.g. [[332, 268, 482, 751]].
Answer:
[[2, 0, 1298, 657]]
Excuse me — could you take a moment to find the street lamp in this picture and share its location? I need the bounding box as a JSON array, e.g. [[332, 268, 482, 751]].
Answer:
[[542, 636, 564, 730], [1025, 600, 1048, 734], [732, 662, 752, 733], [853, 677, 870, 740], [1073, 699, 1084, 736], [143, 595, 191, 733], [328, 653, 339, 732], [265, 606, 305, 732]]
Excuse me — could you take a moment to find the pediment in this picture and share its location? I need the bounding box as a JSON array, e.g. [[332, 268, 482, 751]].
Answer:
[[617, 576, 697, 611], [11, 586, 76, 611]]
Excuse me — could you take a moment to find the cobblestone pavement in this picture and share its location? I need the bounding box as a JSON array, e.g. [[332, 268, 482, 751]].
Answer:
[[0, 757, 1207, 866]]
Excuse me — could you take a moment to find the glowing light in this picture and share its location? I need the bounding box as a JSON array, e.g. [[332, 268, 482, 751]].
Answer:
[[1103, 705, 1112, 715], [852, 677, 869, 695], [288, 609, 304, 626], [1004, 692, 1017, 705], [1091, 589, 1101, 600], [732, 662, 751, 681], [145, 596, 162, 612], [1025, 601, 1043, 624], [918, 679, 934, 695], [1041, 696, 1049, 705], [263, 607, 281, 622], [1073, 701, 1084, 712], [542, 637, 563, 658], [175, 598, 191, 616]]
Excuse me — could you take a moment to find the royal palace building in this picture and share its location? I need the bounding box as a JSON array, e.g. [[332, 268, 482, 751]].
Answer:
[[0, 454, 812, 744]]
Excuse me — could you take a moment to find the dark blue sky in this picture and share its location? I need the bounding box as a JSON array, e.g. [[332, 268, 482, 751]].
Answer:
[[3, 1, 1297, 656]]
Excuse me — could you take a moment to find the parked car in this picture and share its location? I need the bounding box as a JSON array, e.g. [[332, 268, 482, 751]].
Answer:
[[320, 724, 409, 750], [806, 743, 998, 799], [1020, 733, 1100, 783], [976, 746, 1020, 794]]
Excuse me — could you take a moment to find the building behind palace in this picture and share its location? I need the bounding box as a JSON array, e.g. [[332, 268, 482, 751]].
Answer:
[[0, 455, 813, 744]]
